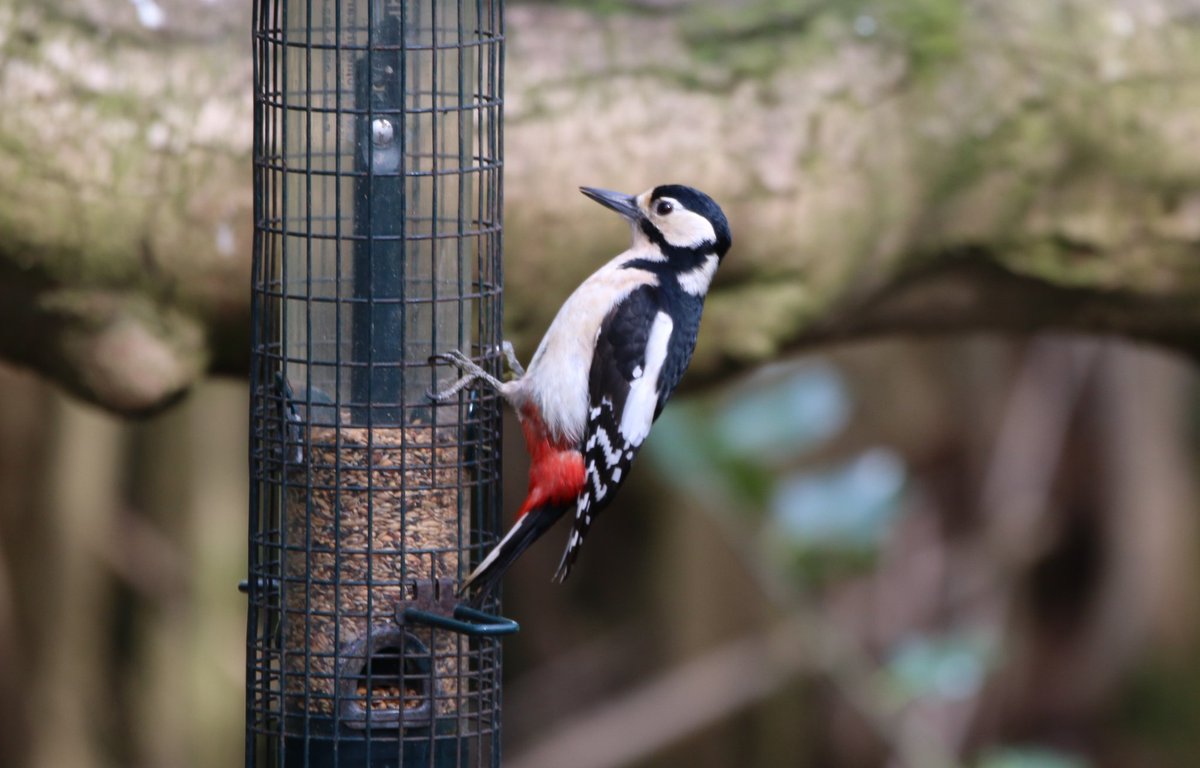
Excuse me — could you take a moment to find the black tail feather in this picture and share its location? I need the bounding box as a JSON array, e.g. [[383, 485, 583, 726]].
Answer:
[[460, 503, 569, 604]]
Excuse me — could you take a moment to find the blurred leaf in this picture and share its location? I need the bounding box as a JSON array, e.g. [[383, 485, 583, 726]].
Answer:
[[650, 400, 779, 510], [769, 447, 905, 550], [885, 630, 996, 702], [717, 455, 779, 508], [650, 360, 852, 509], [715, 362, 850, 464], [784, 547, 880, 588], [976, 747, 1090, 768], [646, 401, 726, 495]]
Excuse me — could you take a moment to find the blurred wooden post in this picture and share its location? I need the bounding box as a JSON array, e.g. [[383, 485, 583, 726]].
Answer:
[[0, 368, 54, 768], [28, 394, 126, 768], [126, 384, 247, 768]]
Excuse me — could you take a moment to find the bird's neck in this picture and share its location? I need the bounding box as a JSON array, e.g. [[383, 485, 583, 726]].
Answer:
[[622, 248, 719, 299]]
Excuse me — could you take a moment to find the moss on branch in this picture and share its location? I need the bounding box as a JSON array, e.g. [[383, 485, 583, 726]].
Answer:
[[2, 0, 1199, 414]]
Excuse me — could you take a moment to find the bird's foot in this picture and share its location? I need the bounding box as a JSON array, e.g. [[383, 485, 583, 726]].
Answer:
[[427, 349, 506, 402], [500, 340, 525, 377]]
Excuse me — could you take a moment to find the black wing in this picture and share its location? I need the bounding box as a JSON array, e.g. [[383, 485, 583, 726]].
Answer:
[[553, 285, 695, 581]]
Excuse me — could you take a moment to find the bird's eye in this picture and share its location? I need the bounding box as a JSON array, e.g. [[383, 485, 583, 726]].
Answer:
[[655, 200, 674, 216]]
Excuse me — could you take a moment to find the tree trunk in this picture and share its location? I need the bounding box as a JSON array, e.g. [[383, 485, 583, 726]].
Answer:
[[2, 0, 1198, 414]]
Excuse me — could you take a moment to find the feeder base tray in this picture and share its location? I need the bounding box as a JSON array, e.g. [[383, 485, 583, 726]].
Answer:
[[280, 716, 466, 768]]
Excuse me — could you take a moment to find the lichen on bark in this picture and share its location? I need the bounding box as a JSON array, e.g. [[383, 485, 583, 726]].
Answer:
[[2, 0, 1199, 414]]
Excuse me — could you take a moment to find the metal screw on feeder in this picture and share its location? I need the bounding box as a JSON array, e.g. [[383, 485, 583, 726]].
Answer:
[[248, 1, 513, 766], [372, 119, 395, 147]]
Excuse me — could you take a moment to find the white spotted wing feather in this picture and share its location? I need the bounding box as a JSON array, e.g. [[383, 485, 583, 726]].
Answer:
[[554, 286, 686, 581]]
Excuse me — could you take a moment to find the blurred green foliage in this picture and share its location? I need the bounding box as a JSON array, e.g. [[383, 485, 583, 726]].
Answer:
[[977, 748, 1090, 768], [649, 361, 905, 586]]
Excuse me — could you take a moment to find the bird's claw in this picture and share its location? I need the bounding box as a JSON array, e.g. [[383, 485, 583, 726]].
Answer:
[[429, 350, 476, 401], [428, 348, 506, 400], [427, 381, 468, 403], [429, 349, 473, 369], [500, 340, 525, 377]]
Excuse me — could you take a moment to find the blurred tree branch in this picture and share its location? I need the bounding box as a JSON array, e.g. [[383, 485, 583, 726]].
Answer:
[[2, 0, 1200, 414], [506, 614, 954, 768]]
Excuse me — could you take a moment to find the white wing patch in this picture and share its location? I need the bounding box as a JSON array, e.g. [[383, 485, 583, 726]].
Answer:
[[619, 311, 674, 446]]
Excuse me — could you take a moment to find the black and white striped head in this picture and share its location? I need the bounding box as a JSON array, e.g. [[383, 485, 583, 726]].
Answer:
[[580, 184, 732, 261]]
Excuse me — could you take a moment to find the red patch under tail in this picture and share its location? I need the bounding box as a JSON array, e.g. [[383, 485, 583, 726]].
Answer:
[[516, 402, 585, 518], [458, 403, 583, 599]]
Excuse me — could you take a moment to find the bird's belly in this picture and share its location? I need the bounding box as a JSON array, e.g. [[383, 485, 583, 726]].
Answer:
[[522, 314, 596, 445], [521, 265, 657, 444]]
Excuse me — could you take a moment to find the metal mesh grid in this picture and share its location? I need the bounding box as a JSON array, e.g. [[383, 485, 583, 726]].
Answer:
[[248, 0, 504, 765]]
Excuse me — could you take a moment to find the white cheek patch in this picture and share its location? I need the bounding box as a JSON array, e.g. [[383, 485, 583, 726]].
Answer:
[[661, 210, 717, 249], [619, 311, 673, 446]]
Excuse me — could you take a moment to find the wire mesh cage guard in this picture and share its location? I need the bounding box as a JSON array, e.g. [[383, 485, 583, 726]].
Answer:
[[248, 1, 509, 765]]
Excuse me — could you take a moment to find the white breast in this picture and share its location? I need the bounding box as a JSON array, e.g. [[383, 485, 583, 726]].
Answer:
[[516, 246, 661, 444]]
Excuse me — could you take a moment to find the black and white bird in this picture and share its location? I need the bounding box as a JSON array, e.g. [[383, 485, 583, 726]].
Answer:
[[430, 184, 732, 599]]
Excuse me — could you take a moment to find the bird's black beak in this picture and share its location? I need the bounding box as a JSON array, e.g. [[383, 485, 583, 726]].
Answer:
[[580, 187, 642, 222]]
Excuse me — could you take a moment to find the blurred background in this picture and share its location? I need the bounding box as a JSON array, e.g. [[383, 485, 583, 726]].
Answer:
[[5, 337, 1199, 768], [3, 1, 1200, 767]]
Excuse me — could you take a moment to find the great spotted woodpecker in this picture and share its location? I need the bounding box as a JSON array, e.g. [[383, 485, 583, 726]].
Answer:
[[430, 184, 731, 598]]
